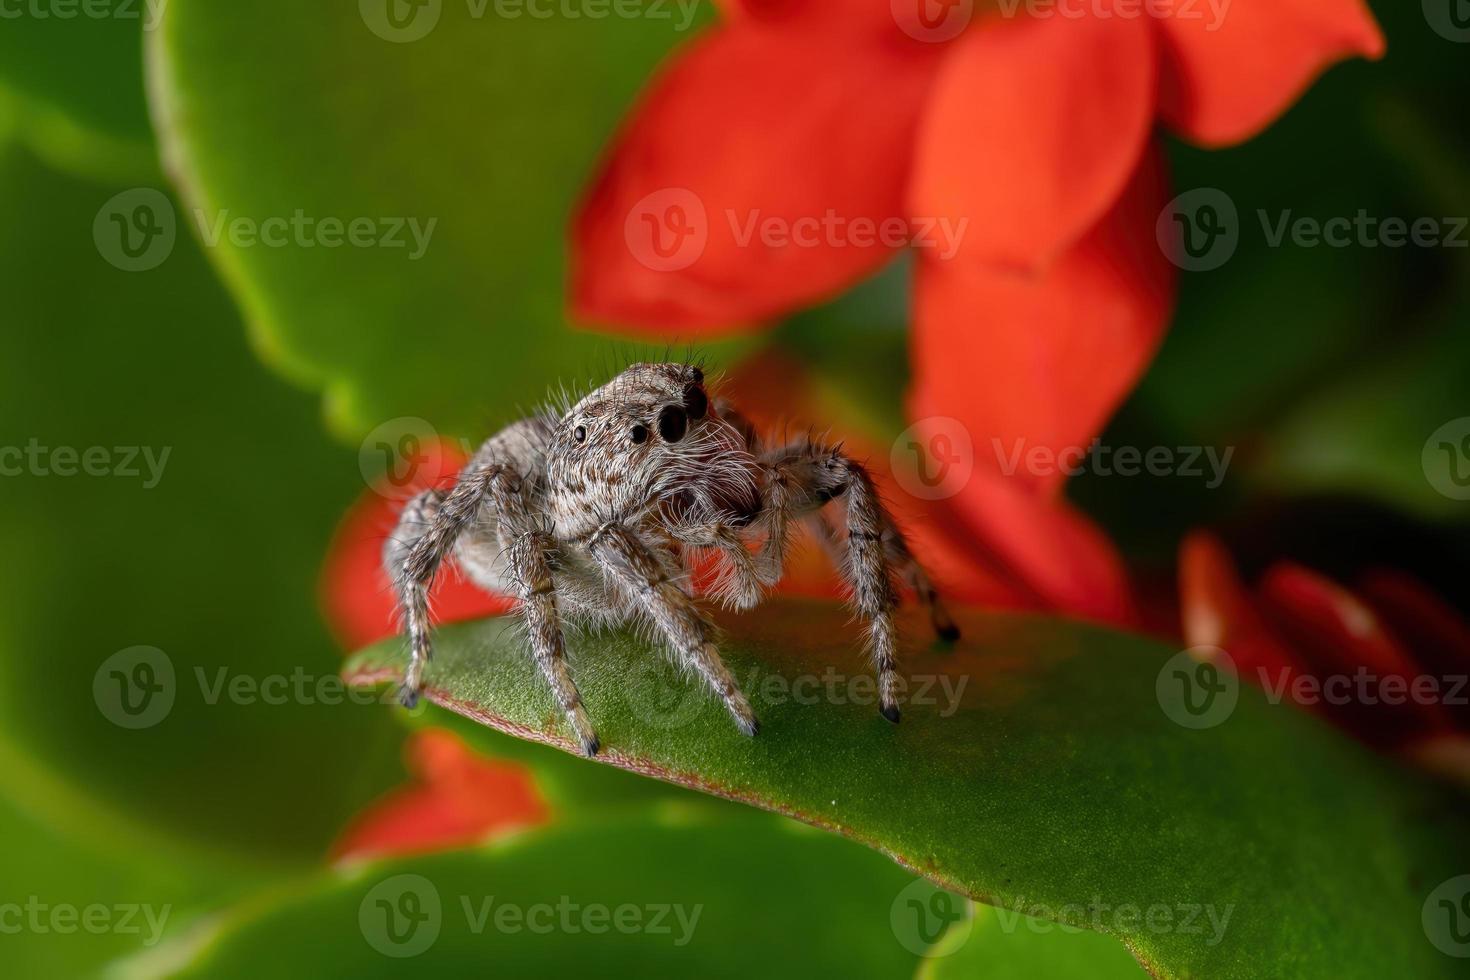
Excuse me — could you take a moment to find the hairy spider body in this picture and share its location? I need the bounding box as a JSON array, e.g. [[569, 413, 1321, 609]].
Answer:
[[385, 362, 959, 756]]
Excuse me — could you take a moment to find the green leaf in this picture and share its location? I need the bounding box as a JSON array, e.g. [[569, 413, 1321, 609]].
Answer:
[[0, 142, 403, 866], [344, 603, 1470, 979], [142, 810, 925, 978], [0, 0, 157, 179], [918, 906, 1147, 980], [147, 0, 745, 440]]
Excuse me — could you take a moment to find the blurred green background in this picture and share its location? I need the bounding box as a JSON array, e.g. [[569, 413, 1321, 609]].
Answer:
[[0, 0, 1467, 976]]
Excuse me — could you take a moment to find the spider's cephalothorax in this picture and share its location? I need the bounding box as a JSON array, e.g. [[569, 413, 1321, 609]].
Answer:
[[386, 362, 959, 756]]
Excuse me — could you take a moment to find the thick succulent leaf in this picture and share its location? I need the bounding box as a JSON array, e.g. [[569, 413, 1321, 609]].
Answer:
[[147, 0, 749, 439], [919, 906, 1147, 979], [344, 603, 1470, 979], [0, 143, 403, 864], [142, 810, 929, 978]]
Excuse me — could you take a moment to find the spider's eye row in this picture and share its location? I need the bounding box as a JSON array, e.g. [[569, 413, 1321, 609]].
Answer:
[[573, 425, 586, 443], [683, 384, 708, 421], [657, 405, 688, 443], [629, 424, 649, 445]]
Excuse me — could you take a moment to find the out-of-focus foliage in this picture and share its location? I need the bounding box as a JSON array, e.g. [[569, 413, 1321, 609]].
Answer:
[[0, 144, 403, 865]]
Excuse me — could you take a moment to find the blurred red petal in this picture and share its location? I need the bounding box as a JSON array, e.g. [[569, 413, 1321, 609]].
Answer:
[[1356, 569, 1470, 731], [910, 142, 1176, 497], [909, 3, 1156, 269], [1178, 531, 1312, 697], [570, 26, 942, 333], [333, 730, 547, 863], [1259, 562, 1452, 747], [718, 349, 1036, 609], [1154, 0, 1384, 147], [319, 440, 513, 651]]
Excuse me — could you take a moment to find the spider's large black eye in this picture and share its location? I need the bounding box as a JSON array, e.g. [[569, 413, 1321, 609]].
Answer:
[[574, 425, 586, 443], [629, 424, 649, 445], [657, 405, 688, 443], [683, 384, 708, 421]]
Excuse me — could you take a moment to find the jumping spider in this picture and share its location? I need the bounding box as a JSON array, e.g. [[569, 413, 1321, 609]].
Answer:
[[385, 362, 959, 755]]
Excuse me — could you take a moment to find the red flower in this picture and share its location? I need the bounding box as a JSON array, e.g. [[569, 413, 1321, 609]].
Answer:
[[1180, 532, 1470, 784], [570, 0, 1383, 622], [332, 730, 547, 863]]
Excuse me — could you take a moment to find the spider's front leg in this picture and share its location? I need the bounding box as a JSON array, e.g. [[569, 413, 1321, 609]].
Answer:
[[390, 451, 597, 755], [763, 441, 959, 723], [586, 522, 759, 737]]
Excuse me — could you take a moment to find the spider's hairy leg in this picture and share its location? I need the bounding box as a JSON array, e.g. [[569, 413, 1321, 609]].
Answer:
[[668, 519, 766, 610], [807, 502, 960, 644], [504, 520, 599, 757], [392, 450, 512, 706], [587, 522, 759, 737], [764, 441, 917, 723]]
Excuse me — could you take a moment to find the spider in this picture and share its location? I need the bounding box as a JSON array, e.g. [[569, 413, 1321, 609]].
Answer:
[[385, 362, 959, 756]]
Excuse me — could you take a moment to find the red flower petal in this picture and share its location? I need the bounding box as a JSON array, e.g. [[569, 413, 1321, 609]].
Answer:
[[1356, 569, 1470, 732], [319, 440, 513, 651], [909, 142, 1176, 498], [570, 25, 942, 333], [908, 3, 1156, 270], [1178, 531, 1311, 695], [332, 730, 547, 863], [1259, 562, 1452, 747], [917, 468, 1135, 624], [1154, 0, 1385, 147]]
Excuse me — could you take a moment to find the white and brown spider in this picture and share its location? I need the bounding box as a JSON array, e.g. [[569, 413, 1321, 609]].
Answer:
[[385, 362, 959, 755]]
